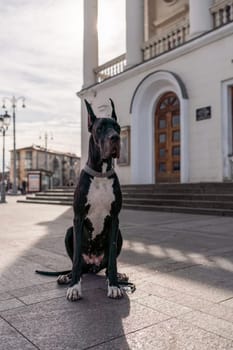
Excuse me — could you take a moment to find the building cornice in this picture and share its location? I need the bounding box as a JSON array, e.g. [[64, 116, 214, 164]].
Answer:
[[10, 145, 80, 158]]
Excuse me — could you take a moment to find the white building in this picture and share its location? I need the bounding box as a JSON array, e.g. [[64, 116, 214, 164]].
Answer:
[[78, 0, 233, 185]]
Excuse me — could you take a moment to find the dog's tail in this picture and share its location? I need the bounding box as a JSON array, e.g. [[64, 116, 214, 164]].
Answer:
[[35, 269, 71, 276]]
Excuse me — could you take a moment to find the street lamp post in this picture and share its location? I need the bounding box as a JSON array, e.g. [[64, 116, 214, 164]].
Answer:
[[2, 96, 26, 195], [0, 111, 11, 203], [39, 131, 53, 171]]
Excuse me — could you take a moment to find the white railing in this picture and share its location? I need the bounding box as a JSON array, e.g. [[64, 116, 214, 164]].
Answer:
[[93, 2, 233, 84], [94, 54, 126, 83], [211, 0, 233, 28], [142, 18, 190, 61]]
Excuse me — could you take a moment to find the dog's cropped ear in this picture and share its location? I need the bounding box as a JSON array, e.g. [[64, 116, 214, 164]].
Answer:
[[84, 99, 96, 132], [109, 98, 117, 121]]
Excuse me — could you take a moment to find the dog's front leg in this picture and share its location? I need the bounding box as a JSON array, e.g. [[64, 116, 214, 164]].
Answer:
[[66, 216, 84, 301], [107, 216, 124, 299]]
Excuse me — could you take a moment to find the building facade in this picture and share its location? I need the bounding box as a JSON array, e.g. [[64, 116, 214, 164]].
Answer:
[[78, 0, 233, 185], [10, 145, 80, 191]]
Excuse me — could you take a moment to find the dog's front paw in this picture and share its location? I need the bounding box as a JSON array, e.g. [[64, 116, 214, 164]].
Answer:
[[107, 282, 124, 299], [66, 281, 82, 301]]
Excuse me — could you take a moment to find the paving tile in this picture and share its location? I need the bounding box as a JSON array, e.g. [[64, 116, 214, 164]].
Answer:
[[0, 298, 25, 312], [128, 280, 178, 300], [221, 297, 233, 308], [18, 289, 65, 305], [147, 268, 233, 303], [1, 290, 168, 350], [0, 257, 54, 294], [10, 281, 61, 298], [93, 318, 233, 350], [15, 275, 107, 305], [0, 318, 36, 350], [201, 303, 233, 323], [135, 294, 192, 317], [0, 292, 14, 301], [179, 310, 233, 340], [164, 291, 214, 311]]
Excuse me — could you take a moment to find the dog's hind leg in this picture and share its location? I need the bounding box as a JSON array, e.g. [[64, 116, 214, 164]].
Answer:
[[65, 226, 74, 260], [56, 227, 74, 285]]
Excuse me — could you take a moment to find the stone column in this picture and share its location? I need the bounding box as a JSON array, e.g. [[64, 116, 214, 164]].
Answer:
[[126, 0, 144, 68], [83, 0, 98, 88], [189, 0, 214, 37]]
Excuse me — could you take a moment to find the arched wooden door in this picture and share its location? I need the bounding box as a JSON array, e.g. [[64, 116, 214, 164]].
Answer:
[[155, 92, 180, 183]]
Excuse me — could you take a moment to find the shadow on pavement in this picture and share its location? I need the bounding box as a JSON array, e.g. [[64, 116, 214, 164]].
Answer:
[[1, 204, 233, 349], [0, 206, 131, 350]]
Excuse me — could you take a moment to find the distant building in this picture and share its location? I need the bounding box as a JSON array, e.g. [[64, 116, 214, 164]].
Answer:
[[78, 0, 233, 184], [10, 145, 80, 191]]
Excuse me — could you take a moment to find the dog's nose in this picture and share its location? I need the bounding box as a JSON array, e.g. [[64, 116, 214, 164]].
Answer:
[[110, 134, 120, 142]]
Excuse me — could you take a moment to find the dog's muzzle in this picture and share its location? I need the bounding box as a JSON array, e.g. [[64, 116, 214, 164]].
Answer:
[[101, 132, 120, 160], [110, 134, 120, 158]]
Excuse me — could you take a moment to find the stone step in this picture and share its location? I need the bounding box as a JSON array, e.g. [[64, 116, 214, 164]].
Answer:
[[123, 198, 233, 209], [26, 195, 72, 202], [17, 199, 71, 206], [33, 193, 73, 198], [43, 188, 74, 193], [122, 183, 233, 194], [122, 203, 233, 216], [17, 182, 233, 217], [123, 193, 233, 201]]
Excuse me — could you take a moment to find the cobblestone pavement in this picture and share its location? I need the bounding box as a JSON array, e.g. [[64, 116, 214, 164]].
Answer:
[[1, 197, 233, 349]]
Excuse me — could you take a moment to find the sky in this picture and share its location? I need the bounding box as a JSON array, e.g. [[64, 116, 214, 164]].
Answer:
[[0, 0, 125, 169]]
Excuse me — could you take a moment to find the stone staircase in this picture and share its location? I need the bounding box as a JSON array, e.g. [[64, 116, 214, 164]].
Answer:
[[122, 183, 233, 216], [17, 183, 233, 216], [17, 188, 74, 206]]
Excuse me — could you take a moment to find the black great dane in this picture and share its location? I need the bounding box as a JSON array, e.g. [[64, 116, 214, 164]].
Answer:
[[37, 99, 134, 301]]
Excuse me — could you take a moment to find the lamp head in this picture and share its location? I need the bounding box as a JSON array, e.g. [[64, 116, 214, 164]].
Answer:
[[3, 111, 11, 126]]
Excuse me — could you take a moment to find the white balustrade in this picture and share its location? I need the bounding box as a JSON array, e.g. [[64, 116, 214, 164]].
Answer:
[[94, 54, 126, 83], [93, 1, 233, 83], [211, 0, 233, 28], [142, 18, 190, 61]]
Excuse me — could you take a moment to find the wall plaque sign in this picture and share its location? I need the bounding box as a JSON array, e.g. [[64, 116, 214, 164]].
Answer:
[[196, 106, 211, 121]]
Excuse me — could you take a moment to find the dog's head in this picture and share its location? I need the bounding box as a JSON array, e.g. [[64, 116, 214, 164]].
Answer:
[[84, 99, 121, 161]]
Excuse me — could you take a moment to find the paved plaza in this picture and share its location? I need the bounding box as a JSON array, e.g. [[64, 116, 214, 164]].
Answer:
[[1, 197, 233, 349]]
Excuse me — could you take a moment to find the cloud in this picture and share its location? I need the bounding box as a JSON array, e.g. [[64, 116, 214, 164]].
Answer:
[[0, 0, 83, 164], [0, 0, 125, 168]]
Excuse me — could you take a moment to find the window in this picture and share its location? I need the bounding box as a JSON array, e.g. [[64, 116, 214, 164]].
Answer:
[[172, 115, 180, 127], [25, 151, 32, 169], [159, 163, 166, 172], [159, 133, 166, 143], [172, 146, 180, 156], [159, 119, 166, 128], [172, 131, 180, 141], [173, 162, 180, 172], [159, 148, 166, 157]]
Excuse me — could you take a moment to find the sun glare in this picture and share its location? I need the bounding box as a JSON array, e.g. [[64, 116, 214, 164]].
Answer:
[[98, 0, 125, 64]]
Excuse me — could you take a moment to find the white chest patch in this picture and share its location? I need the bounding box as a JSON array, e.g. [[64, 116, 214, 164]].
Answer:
[[87, 177, 115, 238]]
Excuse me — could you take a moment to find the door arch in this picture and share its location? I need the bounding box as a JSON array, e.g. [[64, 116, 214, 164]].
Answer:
[[155, 91, 180, 183], [130, 70, 189, 184]]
